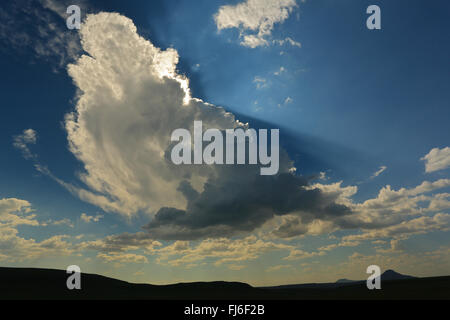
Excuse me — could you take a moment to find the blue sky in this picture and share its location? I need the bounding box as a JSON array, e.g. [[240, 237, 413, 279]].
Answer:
[[0, 0, 449, 285]]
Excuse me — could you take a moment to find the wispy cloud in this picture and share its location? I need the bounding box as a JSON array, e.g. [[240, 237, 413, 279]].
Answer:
[[274, 66, 286, 75], [253, 76, 268, 89], [266, 264, 292, 272], [97, 252, 148, 264], [278, 96, 293, 108], [13, 129, 37, 159], [371, 165, 387, 179], [273, 37, 301, 48], [0, 0, 92, 71]]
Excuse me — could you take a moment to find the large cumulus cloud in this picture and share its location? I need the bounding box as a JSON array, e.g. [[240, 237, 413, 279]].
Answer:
[[64, 12, 350, 239]]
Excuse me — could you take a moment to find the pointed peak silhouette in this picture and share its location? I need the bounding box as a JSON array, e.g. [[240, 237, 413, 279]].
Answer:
[[381, 269, 415, 280]]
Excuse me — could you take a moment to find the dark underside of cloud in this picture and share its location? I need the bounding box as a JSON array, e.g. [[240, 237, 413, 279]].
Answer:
[[143, 171, 351, 240]]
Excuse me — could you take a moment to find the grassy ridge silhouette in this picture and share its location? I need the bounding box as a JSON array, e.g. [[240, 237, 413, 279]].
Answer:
[[0, 267, 448, 300]]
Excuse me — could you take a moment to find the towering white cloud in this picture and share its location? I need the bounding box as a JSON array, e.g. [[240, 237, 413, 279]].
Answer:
[[61, 12, 348, 240], [65, 12, 237, 216]]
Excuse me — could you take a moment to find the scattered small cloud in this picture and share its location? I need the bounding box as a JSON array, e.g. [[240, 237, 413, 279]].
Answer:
[[253, 100, 263, 112], [421, 147, 450, 173], [80, 213, 103, 223], [283, 249, 326, 261], [278, 96, 293, 108], [214, 0, 301, 48], [253, 76, 268, 89], [318, 171, 328, 181], [41, 218, 74, 228], [97, 252, 148, 264], [274, 66, 286, 75], [273, 37, 301, 48], [13, 129, 37, 159]]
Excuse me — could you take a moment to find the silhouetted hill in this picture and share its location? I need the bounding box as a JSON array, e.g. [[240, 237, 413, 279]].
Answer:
[[0, 267, 448, 300], [336, 278, 357, 283]]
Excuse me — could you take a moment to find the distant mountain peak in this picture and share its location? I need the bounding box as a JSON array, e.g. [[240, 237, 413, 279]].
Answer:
[[381, 269, 415, 280], [334, 270, 416, 284]]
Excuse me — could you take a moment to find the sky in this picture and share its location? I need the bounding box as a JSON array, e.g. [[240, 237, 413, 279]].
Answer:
[[0, 0, 449, 286]]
